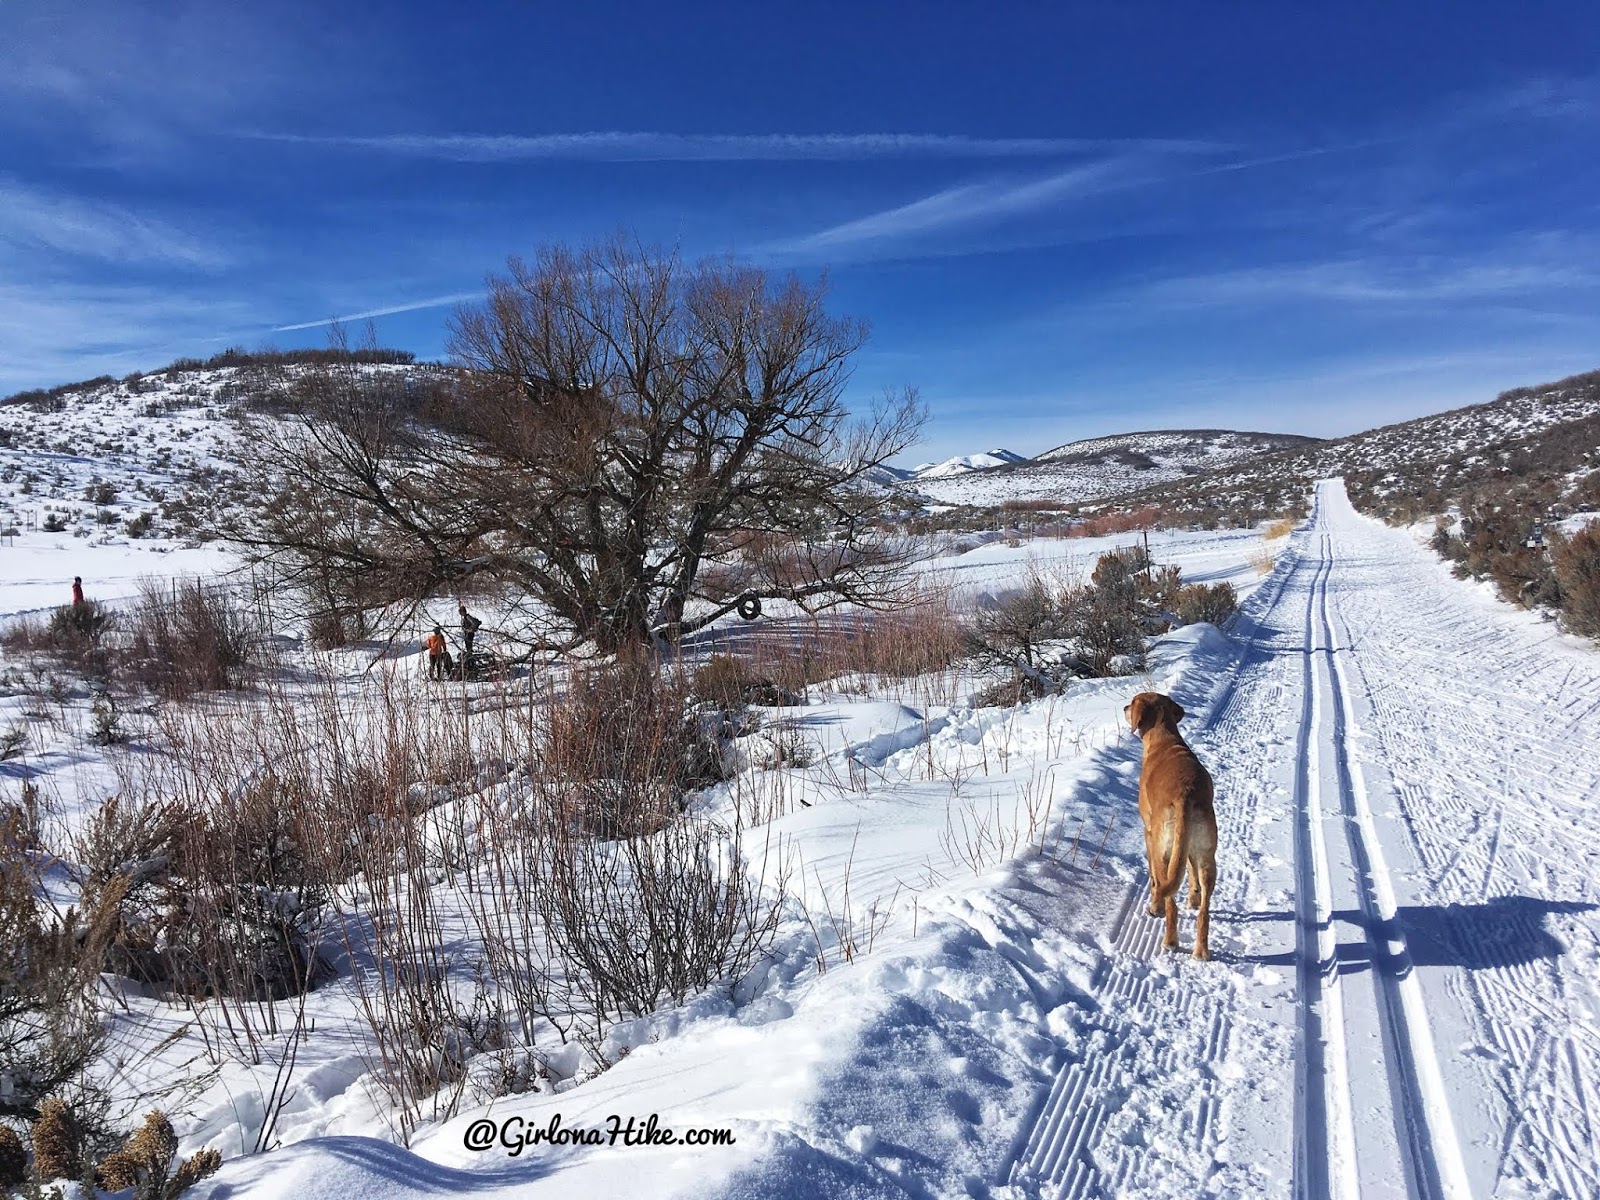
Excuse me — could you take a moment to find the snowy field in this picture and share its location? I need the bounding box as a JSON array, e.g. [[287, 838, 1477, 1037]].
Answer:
[[3, 454, 1598, 1197]]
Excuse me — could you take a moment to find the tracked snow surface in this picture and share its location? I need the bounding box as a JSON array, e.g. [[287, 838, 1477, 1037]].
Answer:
[[149, 479, 1600, 1200]]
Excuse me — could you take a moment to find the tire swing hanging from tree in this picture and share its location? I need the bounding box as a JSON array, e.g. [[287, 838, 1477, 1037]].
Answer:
[[737, 594, 762, 621]]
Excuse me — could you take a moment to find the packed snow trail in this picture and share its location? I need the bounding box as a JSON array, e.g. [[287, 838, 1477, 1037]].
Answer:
[[1004, 479, 1600, 1200]]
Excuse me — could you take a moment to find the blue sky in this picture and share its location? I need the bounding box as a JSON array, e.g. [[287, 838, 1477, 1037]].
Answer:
[[2, 1, 1597, 462]]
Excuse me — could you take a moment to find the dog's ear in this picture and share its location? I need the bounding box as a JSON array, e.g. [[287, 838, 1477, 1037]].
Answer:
[[1128, 693, 1162, 734], [1169, 699, 1186, 722]]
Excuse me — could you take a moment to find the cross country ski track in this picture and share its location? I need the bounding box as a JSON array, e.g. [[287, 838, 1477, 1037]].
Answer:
[[1002, 479, 1600, 1200]]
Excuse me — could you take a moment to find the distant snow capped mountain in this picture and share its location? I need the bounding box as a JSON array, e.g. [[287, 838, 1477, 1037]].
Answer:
[[905, 430, 1319, 507], [910, 448, 1027, 479]]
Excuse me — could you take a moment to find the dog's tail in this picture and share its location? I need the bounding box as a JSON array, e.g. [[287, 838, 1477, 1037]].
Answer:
[[1155, 796, 1190, 906]]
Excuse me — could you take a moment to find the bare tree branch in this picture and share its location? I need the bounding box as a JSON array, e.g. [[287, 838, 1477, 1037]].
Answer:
[[229, 238, 924, 652]]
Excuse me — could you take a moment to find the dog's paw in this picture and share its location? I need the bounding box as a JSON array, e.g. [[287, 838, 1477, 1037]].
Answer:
[[1146, 902, 1162, 917]]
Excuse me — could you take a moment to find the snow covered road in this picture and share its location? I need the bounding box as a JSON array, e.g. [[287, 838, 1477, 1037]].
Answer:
[[1005, 479, 1600, 1200]]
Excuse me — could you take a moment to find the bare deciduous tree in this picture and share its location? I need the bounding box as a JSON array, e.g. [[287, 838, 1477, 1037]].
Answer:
[[237, 236, 924, 652]]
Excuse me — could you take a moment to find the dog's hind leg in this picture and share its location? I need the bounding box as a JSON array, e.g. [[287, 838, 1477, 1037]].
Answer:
[[1145, 826, 1162, 917], [1186, 860, 1202, 909], [1152, 853, 1185, 949], [1192, 854, 1216, 960], [1152, 809, 1188, 949]]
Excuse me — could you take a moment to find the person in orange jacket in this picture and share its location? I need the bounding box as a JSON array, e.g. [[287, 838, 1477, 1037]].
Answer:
[[71, 576, 84, 607], [425, 625, 451, 680]]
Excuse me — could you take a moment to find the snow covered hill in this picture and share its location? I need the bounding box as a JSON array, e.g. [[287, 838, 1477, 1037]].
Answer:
[[910, 448, 1029, 479], [0, 356, 442, 568], [0, 360, 1316, 528], [906, 430, 1319, 508], [1119, 368, 1600, 520]]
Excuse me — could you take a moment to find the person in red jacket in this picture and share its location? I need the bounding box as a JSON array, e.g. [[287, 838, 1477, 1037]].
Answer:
[[71, 576, 84, 607]]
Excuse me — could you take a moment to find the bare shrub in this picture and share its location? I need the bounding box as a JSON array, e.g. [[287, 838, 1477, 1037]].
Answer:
[[108, 650, 786, 1143], [1138, 563, 1184, 620], [1552, 523, 1600, 637], [89, 691, 127, 745], [4, 582, 263, 702], [1065, 550, 1149, 676], [124, 578, 261, 699], [967, 573, 1069, 672], [1070, 506, 1163, 538], [531, 798, 785, 1030], [1431, 516, 1459, 560], [1172, 581, 1239, 627], [95, 1109, 220, 1199], [749, 585, 970, 701], [30, 1097, 81, 1181], [9, 782, 47, 851], [1449, 494, 1558, 608], [75, 784, 327, 1005], [74, 795, 183, 985], [95, 706, 334, 1009], [757, 724, 814, 769], [0, 725, 26, 762], [0, 1124, 24, 1188], [169, 783, 329, 1003], [970, 671, 1057, 708], [2, 602, 112, 669], [307, 607, 368, 650], [0, 811, 114, 1125], [99, 671, 449, 1141], [690, 655, 795, 709], [546, 664, 730, 835], [963, 551, 1164, 692], [822, 603, 970, 682]]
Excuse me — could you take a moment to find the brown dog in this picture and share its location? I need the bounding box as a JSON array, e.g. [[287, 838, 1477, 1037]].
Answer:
[[1124, 692, 1217, 959]]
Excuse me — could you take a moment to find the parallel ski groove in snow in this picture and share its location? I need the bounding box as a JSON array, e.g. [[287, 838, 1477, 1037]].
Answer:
[[1006, 478, 1600, 1200], [1319, 485, 1600, 1200], [1307, 515, 1472, 1200], [1290, 535, 1358, 1200]]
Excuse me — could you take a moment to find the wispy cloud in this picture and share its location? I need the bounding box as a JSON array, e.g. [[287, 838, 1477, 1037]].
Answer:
[[0, 178, 225, 270], [1456, 73, 1600, 124], [251, 129, 1220, 163], [271, 292, 482, 333], [1127, 249, 1599, 311], [763, 141, 1372, 263], [762, 156, 1168, 263]]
